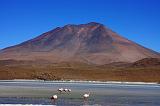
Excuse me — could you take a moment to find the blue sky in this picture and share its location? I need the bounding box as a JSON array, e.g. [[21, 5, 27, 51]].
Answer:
[[0, 0, 160, 52]]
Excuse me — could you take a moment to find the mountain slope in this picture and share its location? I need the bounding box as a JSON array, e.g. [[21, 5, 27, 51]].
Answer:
[[0, 22, 159, 64]]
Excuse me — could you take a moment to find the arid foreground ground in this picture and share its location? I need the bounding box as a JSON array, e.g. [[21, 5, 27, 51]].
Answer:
[[0, 58, 160, 83]]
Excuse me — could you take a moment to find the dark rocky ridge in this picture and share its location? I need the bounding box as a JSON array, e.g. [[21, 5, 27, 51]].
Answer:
[[0, 22, 159, 64], [132, 58, 160, 67]]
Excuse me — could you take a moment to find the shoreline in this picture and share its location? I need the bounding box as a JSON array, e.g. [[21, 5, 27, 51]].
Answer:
[[0, 79, 159, 86]]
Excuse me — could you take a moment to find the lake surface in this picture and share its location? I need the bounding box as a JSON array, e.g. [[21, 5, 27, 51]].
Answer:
[[0, 80, 160, 106]]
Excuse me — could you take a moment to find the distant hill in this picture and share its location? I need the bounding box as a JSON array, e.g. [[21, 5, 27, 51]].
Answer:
[[0, 58, 160, 82], [0, 22, 159, 65]]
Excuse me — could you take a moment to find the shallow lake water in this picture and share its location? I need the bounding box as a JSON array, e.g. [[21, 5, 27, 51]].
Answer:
[[0, 80, 160, 106]]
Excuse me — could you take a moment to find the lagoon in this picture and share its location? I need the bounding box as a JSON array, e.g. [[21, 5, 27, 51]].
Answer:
[[0, 80, 160, 106]]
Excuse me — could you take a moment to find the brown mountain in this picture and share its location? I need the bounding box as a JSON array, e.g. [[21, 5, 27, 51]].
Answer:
[[0, 22, 159, 65]]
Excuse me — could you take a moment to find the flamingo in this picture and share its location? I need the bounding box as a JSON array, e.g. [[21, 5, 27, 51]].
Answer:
[[83, 93, 90, 100], [50, 94, 58, 104], [64, 88, 68, 92], [58, 88, 63, 93], [68, 89, 71, 92], [50, 94, 58, 100]]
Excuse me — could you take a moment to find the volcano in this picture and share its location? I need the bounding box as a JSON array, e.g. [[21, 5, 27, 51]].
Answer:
[[0, 22, 159, 65]]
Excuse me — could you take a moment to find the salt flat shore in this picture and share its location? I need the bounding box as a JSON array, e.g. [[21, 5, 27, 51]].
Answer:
[[0, 79, 159, 86]]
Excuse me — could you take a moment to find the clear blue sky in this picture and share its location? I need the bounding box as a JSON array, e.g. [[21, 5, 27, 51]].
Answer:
[[0, 0, 160, 52]]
